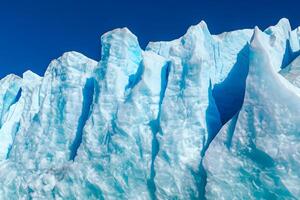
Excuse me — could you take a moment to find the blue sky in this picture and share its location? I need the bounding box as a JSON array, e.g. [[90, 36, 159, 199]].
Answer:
[[1, 0, 300, 78]]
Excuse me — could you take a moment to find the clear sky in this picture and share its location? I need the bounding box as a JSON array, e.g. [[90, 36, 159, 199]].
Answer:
[[1, 0, 300, 78]]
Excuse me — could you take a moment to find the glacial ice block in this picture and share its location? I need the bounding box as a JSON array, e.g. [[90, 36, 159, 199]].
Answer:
[[144, 21, 255, 199], [204, 27, 300, 199], [0, 18, 300, 200], [59, 30, 169, 199], [0, 53, 97, 198], [0, 74, 22, 160]]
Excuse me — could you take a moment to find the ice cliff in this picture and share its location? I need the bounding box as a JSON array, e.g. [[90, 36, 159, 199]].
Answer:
[[0, 18, 300, 199]]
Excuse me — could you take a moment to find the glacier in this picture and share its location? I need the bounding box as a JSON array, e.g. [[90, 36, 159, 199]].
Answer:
[[0, 18, 300, 199]]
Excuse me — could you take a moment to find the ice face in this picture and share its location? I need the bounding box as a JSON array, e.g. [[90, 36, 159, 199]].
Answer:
[[203, 27, 300, 199], [0, 18, 300, 199], [0, 74, 21, 126], [0, 52, 97, 199], [146, 22, 253, 199], [0, 74, 22, 160]]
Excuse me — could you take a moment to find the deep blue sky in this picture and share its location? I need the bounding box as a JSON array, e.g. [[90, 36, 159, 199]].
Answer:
[[1, 0, 300, 78]]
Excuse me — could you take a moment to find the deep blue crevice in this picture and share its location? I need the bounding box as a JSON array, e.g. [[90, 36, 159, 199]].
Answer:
[[94, 79, 100, 104], [197, 160, 208, 200], [0, 88, 22, 128], [190, 159, 208, 199], [5, 87, 22, 109], [203, 80, 223, 155], [14, 88, 22, 104], [124, 62, 144, 103], [69, 78, 95, 161], [212, 44, 250, 126], [125, 62, 144, 90], [200, 44, 250, 199], [179, 62, 188, 93], [195, 81, 219, 200], [147, 62, 170, 200], [147, 119, 160, 200], [159, 62, 170, 106], [281, 39, 300, 69]]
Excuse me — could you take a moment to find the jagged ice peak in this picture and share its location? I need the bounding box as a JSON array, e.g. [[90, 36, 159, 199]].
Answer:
[[0, 18, 300, 199]]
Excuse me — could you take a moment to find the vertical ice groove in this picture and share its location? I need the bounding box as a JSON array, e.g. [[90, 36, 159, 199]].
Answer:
[[199, 79, 222, 200], [0, 75, 22, 127], [203, 80, 221, 154], [125, 62, 144, 91], [212, 44, 250, 125], [70, 78, 96, 160], [150, 21, 217, 199], [198, 160, 208, 200], [147, 61, 170, 200], [147, 20, 254, 200]]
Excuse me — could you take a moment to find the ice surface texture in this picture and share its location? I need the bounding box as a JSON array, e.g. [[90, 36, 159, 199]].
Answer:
[[1, 18, 300, 199]]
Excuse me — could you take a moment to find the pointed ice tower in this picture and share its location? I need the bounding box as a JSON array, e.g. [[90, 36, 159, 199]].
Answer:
[[204, 25, 300, 199], [59, 28, 171, 200]]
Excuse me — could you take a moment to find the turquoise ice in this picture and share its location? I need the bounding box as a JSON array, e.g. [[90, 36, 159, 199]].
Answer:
[[0, 18, 300, 199]]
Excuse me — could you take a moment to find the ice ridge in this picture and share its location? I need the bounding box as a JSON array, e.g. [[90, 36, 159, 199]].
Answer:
[[0, 18, 300, 199]]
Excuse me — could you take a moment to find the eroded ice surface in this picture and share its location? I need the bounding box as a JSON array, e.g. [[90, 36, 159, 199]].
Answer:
[[0, 18, 300, 199], [204, 24, 300, 199], [280, 54, 300, 88]]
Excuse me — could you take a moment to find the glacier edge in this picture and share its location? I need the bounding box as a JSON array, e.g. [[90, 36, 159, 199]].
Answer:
[[0, 18, 300, 199]]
